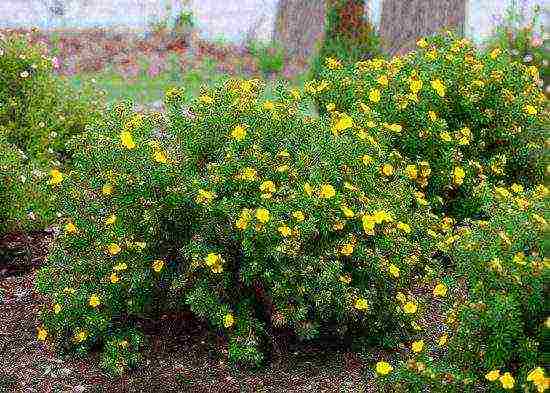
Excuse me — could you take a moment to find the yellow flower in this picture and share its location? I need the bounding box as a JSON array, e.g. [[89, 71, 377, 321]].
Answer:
[[102, 183, 113, 195], [211, 261, 223, 273], [437, 334, 448, 347], [381, 164, 394, 177], [195, 189, 215, 204], [396, 292, 406, 303], [510, 183, 524, 194], [431, 79, 446, 97], [241, 167, 258, 181], [325, 56, 341, 70], [354, 297, 369, 311], [260, 180, 276, 194], [369, 88, 381, 103], [499, 372, 515, 390], [433, 283, 448, 297], [205, 253, 220, 266], [110, 273, 120, 283], [235, 217, 249, 230], [53, 304, 61, 314], [513, 252, 527, 266], [231, 125, 247, 141], [255, 208, 270, 223], [417, 38, 428, 48], [490, 47, 501, 59], [223, 313, 235, 328], [278, 225, 292, 237], [374, 210, 393, 224], [458, 127, 472, 145], [339, 273, 352, 284], [107, 243, 121, 256], [341, 243, 354, 256], [319, 184, 336, 199], [153, 149, 168, 164], [453, 166, 465, 186], [440, 131, 452, 142], [199, 95, 214, 104], [403, 301, 417, 314], [411, 340, 424, 353], [485, 370, 500, 382], [375, 361, 393, 375], [104, 214, 117, 225], [362, 214, 376, 234], [341, 205, 355, 218], [386, 123, 402, 133], [396, 222, 411, 234], [410, 78, 423, 94], [74, 330, 88, 343], [524, 105, 538, 115], [428, 111, 438, 121], [325, 102, 336, 112], [120, 130, 136, 149], [65, 222, 77, 234], [527, 367, 545, 384], [388, 264, 400, 278], [333, 113, 354, 133], [89, 294, 101, 308], [377, 75, 389, 86], [362, 155, 374, 166], [262, 100, 275, 110], [152, 259, 164, 273], [405, 165, 418, 179], [304, 183, 313, 196], [37, 327, 48, 341], [48, 169, 63, 185], [292, 211, 305, 222], [495, 187, 510, 198], [113, 262, 128, 271]]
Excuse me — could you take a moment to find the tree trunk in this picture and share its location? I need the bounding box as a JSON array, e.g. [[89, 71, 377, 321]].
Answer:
[[379, 0, 467, 55], [273, 0, 326, 61]]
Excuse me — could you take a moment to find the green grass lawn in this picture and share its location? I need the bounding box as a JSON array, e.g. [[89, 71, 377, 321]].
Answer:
[[65, 55, 316, 116]]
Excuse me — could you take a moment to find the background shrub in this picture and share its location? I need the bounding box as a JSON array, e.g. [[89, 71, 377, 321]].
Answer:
[[307, 32, 548, 220], [308, 0, 381, 117], [0, 31, 104, 233]]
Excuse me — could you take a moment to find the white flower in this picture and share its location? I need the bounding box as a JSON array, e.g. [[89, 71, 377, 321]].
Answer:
[[20, 71, 29, 78], [27, 211, 36, 220], [523, 54, 533, 63]]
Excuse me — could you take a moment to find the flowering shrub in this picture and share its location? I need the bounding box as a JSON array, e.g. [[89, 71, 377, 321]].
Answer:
[[485, 2, 548, 96], [308, 0, 381, 117], [0, 31, 103, 233], [446, 182, 548, 389], [36, 78, 448, 374], [35, 33, 547, 386], [308, 32, 547, 220]]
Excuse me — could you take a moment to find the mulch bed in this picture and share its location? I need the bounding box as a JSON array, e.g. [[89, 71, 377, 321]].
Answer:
[[0, 231, 374, 393]]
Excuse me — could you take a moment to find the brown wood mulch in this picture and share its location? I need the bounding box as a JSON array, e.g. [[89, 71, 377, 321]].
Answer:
[[0, 232, 372, 393]]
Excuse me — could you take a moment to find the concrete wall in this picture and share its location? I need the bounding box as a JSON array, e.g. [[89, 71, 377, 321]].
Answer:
[[0, 0, 278, 42], [0, 0, 547, 44]]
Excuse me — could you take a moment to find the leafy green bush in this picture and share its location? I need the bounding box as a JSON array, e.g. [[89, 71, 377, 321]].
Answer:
[[306, 32, 548, 220], [247, 40, 286, 76], [308, 0, 381, 117], [446, 182, 548, 390], [35, 33, 548, 388], [485, 2, 548, 97], [0, 31, 103, 233], [36, 78, 447, 374]]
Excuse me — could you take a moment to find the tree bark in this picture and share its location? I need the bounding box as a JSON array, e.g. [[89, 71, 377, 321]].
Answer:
[[273, 0, 326, 60], [379, 0, 467, 55]]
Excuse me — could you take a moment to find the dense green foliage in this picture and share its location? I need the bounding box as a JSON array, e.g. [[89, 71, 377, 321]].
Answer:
[[308, 0, 381, 116], [0, 31, 103, 233], [29, 32, 549, 392]]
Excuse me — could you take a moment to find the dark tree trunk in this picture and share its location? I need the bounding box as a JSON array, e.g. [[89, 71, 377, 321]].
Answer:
[[379, 0, 467, 55]]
